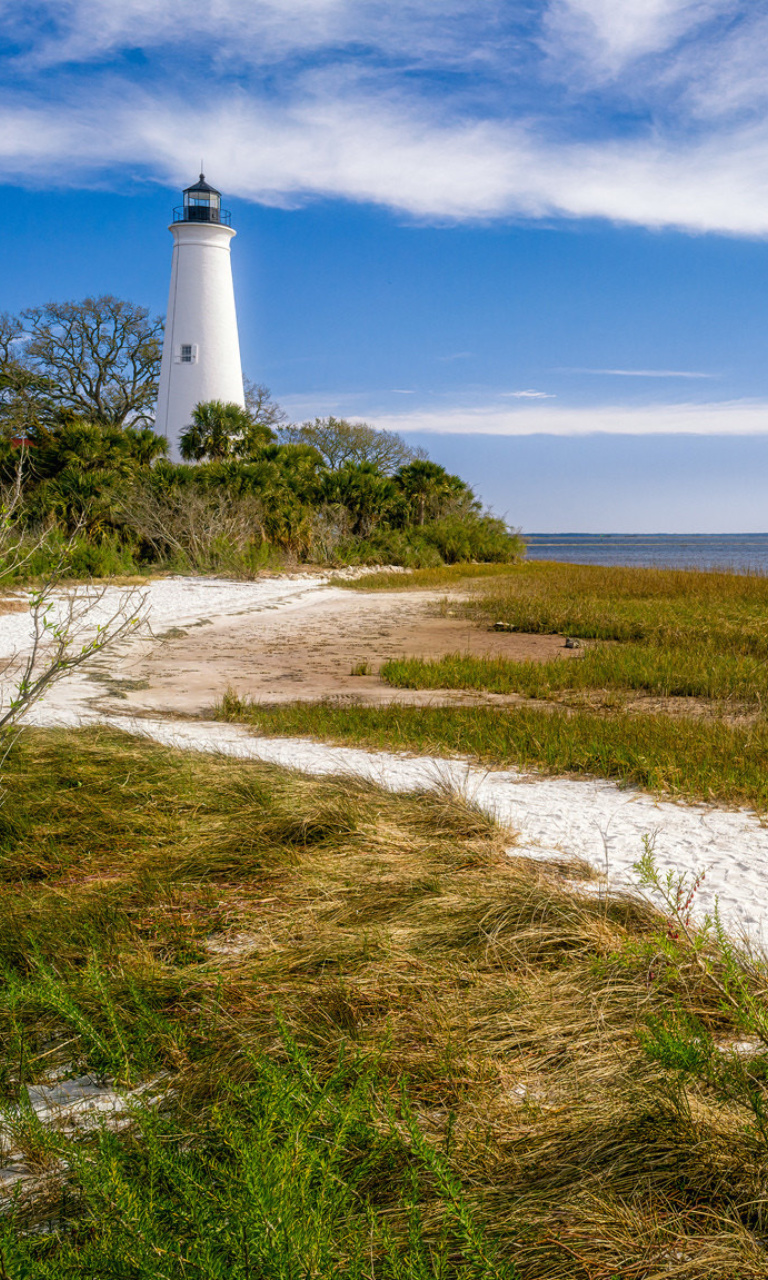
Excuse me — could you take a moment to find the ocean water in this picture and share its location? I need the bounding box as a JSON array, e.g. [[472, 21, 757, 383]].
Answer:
[[524, 534, 768, 574]]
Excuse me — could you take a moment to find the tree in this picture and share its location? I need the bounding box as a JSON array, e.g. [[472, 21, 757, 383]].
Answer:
[[243, 380, 287, 431], [179, 401, 276, 463], [8, 296, 163, 427], [0, 312, 21, 367], [21, 417, 168, 535], [321, 461, 397, 537], [278, 416, 425, 474], [395, 460, 472, 526], [0, 362, 58, 442], [0, 311, 58, 440]]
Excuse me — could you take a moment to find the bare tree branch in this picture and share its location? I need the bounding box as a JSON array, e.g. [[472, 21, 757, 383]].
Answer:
[[278, 416, 426, 474], [243, 381, 287, 430], [15, 296, 163, 427], [0, 453, 149, 762]]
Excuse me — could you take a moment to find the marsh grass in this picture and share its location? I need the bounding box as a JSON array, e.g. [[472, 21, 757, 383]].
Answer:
[[346, 559, 768, 715], [218, 696, 768, 810], [5, 727, 768, 1274], [471, 561, 768, 650], [381, 645, 768, 705], [348, 559, 768, 641]]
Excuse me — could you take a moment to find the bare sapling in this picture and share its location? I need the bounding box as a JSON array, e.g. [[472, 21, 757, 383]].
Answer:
[[0, 455, 148, 756]]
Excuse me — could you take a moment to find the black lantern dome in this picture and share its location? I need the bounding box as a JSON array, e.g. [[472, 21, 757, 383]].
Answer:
[[173, 174, 231, 225]]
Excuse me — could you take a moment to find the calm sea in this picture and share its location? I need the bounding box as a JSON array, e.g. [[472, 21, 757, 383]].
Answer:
[[524, 534, 768, 574]]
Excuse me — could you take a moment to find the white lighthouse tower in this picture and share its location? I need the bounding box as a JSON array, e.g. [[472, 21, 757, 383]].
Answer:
[[155, 175, 245, 450]]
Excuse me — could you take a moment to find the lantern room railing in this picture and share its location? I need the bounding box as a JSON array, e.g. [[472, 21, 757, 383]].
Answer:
[[173, 205, 232, 225]]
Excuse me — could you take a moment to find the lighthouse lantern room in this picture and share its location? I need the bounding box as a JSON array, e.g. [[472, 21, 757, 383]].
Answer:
[[155, 174, 245, 450]]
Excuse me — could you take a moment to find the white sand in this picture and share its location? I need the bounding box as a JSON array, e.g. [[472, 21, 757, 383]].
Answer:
[[0, 571, 361, 660], [4, 571, 768, 943]]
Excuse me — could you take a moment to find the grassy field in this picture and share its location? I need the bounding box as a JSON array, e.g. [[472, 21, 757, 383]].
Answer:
[[351, 561, 768, 704], [5, 727, 768, 1277], [346, 560, 768, 648]]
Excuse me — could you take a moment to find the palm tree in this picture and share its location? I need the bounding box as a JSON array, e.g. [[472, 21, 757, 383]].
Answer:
[[179, 401, 272, 462], [395, 460, 467, 526]]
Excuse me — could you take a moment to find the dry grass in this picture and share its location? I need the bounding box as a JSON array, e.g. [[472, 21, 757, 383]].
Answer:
[[4, 727, 768, 1274]]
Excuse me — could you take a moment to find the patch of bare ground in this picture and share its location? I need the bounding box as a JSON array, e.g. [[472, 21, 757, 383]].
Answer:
[[0, 596, 27, 614], [92, 587, 584, 719], [543, 688, 759, 724], [75, 578, 752, 724]]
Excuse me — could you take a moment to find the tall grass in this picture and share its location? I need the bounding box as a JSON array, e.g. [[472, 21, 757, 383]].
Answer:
[[4, 728, 768, 1274], [348, 559, 768, 654], [472, 560, 768, 656], [218, 695, 768, 810], [349, 561, 768, 706], [381, 644, 768, 704]]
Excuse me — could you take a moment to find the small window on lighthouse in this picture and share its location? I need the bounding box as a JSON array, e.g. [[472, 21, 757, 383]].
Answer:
[[174, 343, 198, 364]]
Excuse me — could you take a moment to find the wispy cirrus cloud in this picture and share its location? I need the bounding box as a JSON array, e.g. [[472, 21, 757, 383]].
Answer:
[[0, 0, 512, 71], [370, 399, 768, 436], [563, 367, 717, 378], [541, 0, 733, 77], [502, 389, 556, 398], [3, 0, 768, 234]]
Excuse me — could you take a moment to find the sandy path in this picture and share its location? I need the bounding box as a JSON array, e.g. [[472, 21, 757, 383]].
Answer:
[[0, 571, 573, 721], [104, 584, 574, 716], [3, 571, 768, 942]]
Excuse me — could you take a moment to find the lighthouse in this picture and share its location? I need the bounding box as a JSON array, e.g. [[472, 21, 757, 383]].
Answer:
[[155, 175, 245, 450]]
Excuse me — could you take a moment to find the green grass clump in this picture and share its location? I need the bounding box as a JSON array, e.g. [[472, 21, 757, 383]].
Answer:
[[4, 728, 768, 1274], [218, 696, 768, 810], [381, 644, 768, 704]]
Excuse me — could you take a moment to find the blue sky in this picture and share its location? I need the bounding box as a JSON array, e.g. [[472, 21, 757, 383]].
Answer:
[[3, 1, 768, 531]]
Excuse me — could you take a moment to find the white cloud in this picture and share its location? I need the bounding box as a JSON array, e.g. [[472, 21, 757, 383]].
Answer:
[[0, 0, 505, 71], [3, 0, 768, 236], [368, 399, 768, 436], [4, 85, 768, 234], [667, 10, 768, 121], [542, 0, 732, 77], [502, 389, 556, 398], [565, 368, 716, 378]]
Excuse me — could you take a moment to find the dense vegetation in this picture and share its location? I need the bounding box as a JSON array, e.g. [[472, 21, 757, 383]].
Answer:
[[4, 728, 768, 1277], [0, 296, 521, 577]]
